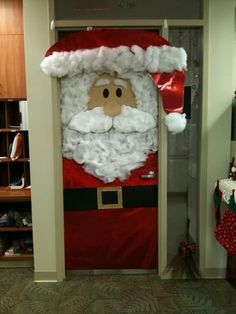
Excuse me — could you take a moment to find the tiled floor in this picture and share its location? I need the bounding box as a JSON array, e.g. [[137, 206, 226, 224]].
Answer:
[[0, 268, 236, 314]]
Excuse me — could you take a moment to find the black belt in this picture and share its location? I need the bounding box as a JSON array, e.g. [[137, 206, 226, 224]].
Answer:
[[64, 185, 157, 211]]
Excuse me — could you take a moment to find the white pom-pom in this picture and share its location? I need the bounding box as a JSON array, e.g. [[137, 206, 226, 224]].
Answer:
[[164, 112, 186, 134], [232, 166, 236, 173]]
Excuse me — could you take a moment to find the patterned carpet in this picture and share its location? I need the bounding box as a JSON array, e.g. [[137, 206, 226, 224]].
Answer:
[[0, 268, 236, 314]]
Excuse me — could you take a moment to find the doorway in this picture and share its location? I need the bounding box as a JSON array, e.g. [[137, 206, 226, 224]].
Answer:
[[167, 28, 202, 267], [54, 25, 202, 274]]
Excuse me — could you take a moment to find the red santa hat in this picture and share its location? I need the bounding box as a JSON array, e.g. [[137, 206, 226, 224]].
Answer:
[[41, 29, 187, 134]]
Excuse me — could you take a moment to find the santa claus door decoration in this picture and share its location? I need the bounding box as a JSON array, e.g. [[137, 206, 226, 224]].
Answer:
[[41, 29, 187, 270]]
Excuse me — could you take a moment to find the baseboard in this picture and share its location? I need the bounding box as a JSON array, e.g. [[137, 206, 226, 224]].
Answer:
[[66, 269, 157, 276], [34, 271, 59, 282], [201, 267, 226, 278], [33, 268, 227, 280]]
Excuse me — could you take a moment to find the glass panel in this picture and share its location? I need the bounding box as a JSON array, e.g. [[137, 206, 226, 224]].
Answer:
[[55, 0, 202, 20], [167, 28, 202, 275]]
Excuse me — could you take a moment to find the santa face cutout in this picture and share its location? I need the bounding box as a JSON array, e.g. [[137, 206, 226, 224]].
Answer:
[[62, 71, 158, 183], [87, 73, 136, 117], [68, 72, 157, 135]]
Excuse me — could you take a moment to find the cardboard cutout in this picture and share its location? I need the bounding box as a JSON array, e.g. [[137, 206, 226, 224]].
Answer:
[[88, 73, 136, 117]]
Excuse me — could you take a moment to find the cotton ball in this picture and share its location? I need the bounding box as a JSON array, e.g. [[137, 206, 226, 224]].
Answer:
[[165, 112, 186, 134]]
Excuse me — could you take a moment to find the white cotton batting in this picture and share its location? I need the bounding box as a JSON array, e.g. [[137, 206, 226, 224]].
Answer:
[[41, 45, 187, 77], [69, 107, 112, 134], [113, 106, 156, 133], [67, 128, 157, 183], [164, 112, 187, 135]]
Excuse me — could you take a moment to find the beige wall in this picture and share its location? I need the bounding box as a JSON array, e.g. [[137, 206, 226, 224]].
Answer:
[[230, 0, 236, 158], [23, 0, 236, 281], [199, 0, 236, 276], [23, 0, 65, 282]]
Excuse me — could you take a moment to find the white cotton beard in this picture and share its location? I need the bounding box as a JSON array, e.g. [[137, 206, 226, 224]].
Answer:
[[113, 105, 156, 133], [68, 105, 156, 134], [60, 71, 159, 183], [69, 107, 112, 134], [63, 127, 157, 183]]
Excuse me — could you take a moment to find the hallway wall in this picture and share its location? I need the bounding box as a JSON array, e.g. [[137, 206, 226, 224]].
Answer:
[[22, 0, 236, 280], [200, 0, 236, 276]]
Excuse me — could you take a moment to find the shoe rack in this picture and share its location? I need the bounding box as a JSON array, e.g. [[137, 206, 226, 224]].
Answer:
[[0, 100, 30, 188], [0, 100, 33, 264]]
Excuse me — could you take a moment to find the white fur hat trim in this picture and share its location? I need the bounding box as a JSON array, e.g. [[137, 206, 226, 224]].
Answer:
[[41, 45, 187, 78]]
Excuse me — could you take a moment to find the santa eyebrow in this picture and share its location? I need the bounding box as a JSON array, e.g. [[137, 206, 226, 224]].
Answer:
[[94, 79, 110, 86], [114, 79, 127, 88]]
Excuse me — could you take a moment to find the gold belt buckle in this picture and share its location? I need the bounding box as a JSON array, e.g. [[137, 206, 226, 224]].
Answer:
[[97, 186, 123, 210]]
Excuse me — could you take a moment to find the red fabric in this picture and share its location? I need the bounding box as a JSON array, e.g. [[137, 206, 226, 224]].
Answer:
[[45, 29, 170, 57], [152, 71, 186, 115], [64, 207, 157, 269], [215, 210, 236, 255], [63, 153, 158, 270], [63, 153, 158, 188]]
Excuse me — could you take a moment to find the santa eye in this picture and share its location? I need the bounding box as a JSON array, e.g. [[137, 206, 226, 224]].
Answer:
[[103, 88, 109, 98], [116, 88, 122, 97]]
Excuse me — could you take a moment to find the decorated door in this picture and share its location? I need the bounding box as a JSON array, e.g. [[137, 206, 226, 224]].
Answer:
[[41, 29, 187, 270]]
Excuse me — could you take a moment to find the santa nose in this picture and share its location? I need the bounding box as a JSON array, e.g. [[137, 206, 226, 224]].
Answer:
[[103, 101, 121, 117]]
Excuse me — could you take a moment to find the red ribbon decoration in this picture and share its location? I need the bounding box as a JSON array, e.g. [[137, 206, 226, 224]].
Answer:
[[152, 70, 186, 114]]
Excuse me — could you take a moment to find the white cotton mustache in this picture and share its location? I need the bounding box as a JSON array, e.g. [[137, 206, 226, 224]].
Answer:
[[68, 105, 156, 134]]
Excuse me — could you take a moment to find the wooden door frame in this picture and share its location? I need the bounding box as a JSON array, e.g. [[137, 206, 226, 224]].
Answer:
[[53, 19, 204, 278]]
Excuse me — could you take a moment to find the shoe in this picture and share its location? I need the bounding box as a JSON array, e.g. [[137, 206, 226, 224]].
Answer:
[[10, 133, 23, 161], [0, 213, 8, 226], [9, 177, 25, 190], [7, 210, 23, 227], [22, 213, 32, 227], [4, 240, 21, 256]]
